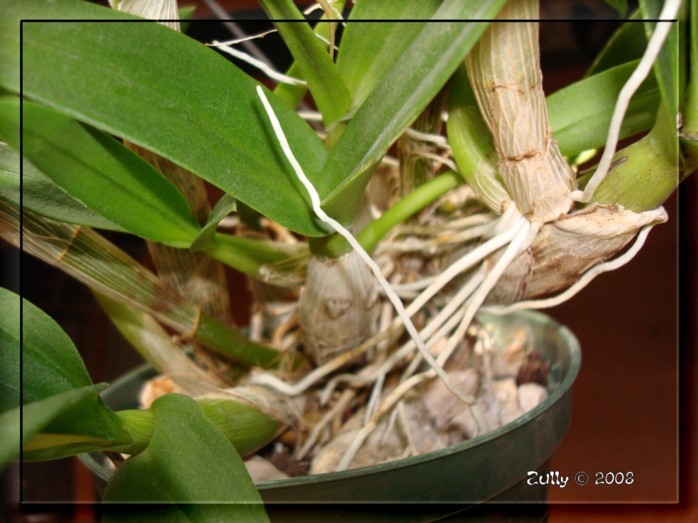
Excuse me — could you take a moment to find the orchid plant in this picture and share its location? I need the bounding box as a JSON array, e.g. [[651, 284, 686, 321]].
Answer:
[[0, 0, 694, 519]]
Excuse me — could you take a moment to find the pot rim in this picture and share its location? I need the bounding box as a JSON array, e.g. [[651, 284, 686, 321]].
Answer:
[[81, 309, 581, 489]]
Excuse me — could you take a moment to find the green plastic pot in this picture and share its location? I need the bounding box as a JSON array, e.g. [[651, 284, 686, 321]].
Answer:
[[81, 310, 580, 516]]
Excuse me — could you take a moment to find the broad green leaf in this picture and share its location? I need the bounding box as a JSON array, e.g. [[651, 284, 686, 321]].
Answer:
[[0, 288, 20, 413], [547, 60, 659, 156], [0, 287, 91, 404], [260, 0, 351, 127], [103, 394, 269, 523], [321, 0, 506, 223], [0, 143, 124, 231], [1, 0, 330, 237], [0, 99, 200, 246], [337, 0, 441, 108], [0, 288, 131, 461]]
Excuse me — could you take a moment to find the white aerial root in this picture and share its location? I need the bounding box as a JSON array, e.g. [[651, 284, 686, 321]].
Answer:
[[210, 28, 278, 47], [403, 128, 450, 148], [573, 0, 682, 203], [209, 41, 307, 86], [255, 85, 473, 405]]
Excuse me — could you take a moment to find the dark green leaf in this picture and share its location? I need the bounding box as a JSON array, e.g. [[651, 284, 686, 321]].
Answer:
[[260, 0, 351, 126], [337, 0, 441, 108], [547, 60, 659, 156], [0, 287, 91, 403], [0, 288, 130, 461], [0, 288, 20, 413], [0, 385, 104, 469], [321, 0, 506, 223], [273, 2, 347, 109], [103, 394, 268, 523], [1, 0, 330, 237], [0, 143, 124, 230], [0, 99, 198, 245]]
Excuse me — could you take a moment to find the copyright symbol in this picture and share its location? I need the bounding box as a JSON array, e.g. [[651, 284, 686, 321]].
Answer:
[[574, 471, 589, 486]]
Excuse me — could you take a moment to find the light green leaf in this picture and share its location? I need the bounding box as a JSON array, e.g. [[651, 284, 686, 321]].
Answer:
[[548, 60, 659, 156], [0, 143, 124, 230], [260, 0, 351, 127], [0, 287, 91, 404], [273, 1, 346, 109], [640, 0, 681, 116], [321, 0, 506, 223], [1, 0, 330, 237], [640, 0, 681, 160], [0, 99, 200, 246], [103, 394, 269, 523], [337, 0, 441, 108]]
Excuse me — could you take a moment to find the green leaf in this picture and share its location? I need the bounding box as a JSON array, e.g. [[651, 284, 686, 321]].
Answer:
[[260, 0, 351, 127], [0, 385, 105, 469], [337, 0, 441, 108], [0, 288, 131, 461], [0, 289, 20, 413], [1, 0, 330, 237], [0, 287, 92, 404], [321, 0, 506, 223], [547, 60, 659, 156], [103, 394, 269, 523], [190, 193, 237, 251], [640, 0, 682, 160], [640, 0, 681, 116], [22, 383, 131, 461], [0, 142, 124, 230], [0, 99, 200, 246]]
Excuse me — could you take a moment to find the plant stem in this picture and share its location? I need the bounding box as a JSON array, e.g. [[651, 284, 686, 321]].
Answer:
[[0, 203, 282, 368], [204, 231, 306, 278], [313, 170, 461, 258], [357, 171, 461, 253]]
